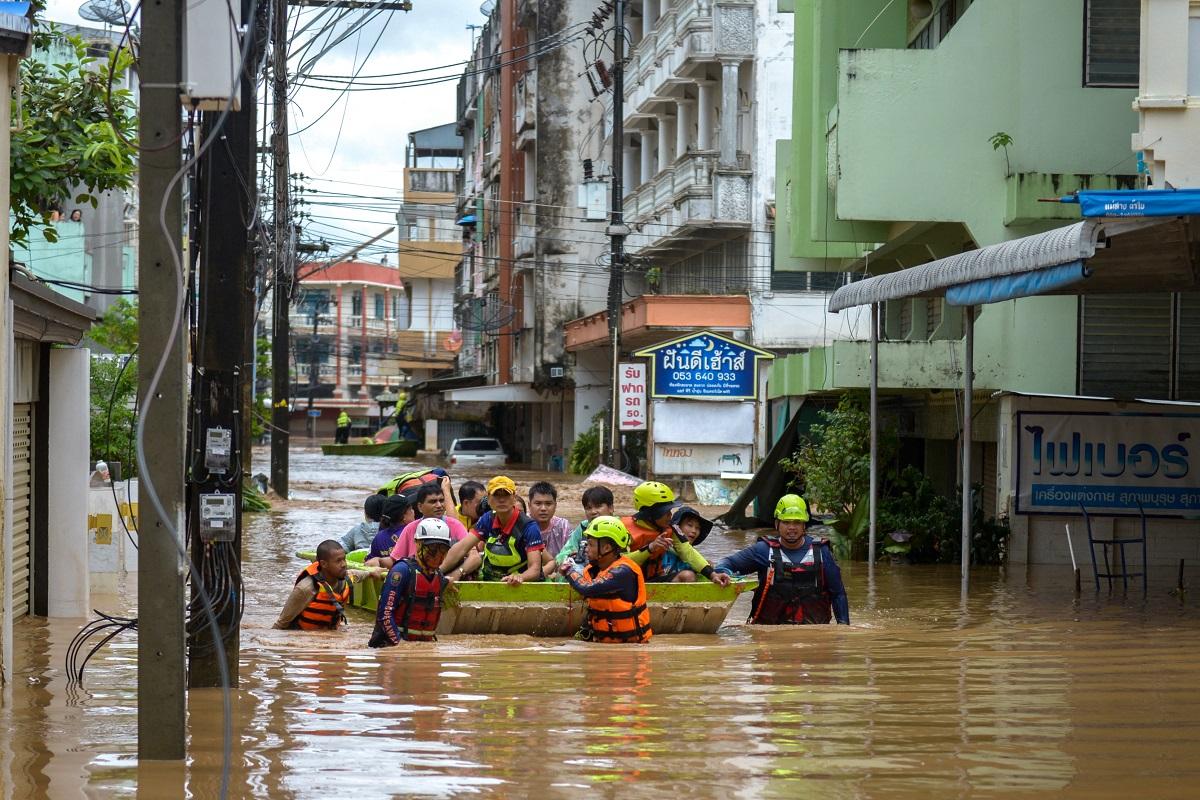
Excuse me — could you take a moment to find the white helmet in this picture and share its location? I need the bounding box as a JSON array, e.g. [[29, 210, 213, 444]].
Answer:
[[413, 517, 452, 546]]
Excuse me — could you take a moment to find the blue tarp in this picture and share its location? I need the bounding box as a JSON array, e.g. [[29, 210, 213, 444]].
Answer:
[[0, 2, 31, 15], [456, 215, 476, 225], [945, 260, 1088, 306], [1060, 189, 1200, 218]]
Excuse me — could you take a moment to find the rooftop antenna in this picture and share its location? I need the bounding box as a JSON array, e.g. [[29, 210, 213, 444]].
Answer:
[[466, 22, 482, 49]]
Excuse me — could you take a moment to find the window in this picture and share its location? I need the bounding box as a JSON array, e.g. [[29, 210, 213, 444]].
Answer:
[[908, 0, 972, 50], [374, 293, 384, 319], [351, 291, 362, 317], [1084, 0, 1140, 87]]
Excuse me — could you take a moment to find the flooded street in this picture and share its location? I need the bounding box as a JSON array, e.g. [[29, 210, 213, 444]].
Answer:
[[1, 446, 1199, 798]]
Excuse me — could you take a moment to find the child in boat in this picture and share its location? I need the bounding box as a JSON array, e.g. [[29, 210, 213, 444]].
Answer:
[[650, 506, 715, 583], [554, 486, 614, 573], [365, 494, 416, 565], [340, 493, 385, 554], [369, 519, 454, 645]]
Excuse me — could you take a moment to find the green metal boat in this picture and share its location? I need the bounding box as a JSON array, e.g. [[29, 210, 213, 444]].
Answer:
[[319, 440, 418, 457], [294, 550, 756, 636]]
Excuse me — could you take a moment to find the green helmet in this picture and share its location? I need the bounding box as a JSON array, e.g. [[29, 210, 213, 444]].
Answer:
[[774, 494, 810, 522], [583, 516, 631, 552], [633, 481, 676, 510]]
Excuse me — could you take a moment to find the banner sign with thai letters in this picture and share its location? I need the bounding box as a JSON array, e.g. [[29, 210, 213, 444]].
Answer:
[[618, 363, 647, 431], [1015, 411, 1200, 516], [634, 330, 773, 400]]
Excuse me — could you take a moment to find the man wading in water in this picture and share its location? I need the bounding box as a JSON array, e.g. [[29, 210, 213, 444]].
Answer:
[[369, 519, 454, 645], [558, 517, 652, 643], [275, 540, 382, 630]]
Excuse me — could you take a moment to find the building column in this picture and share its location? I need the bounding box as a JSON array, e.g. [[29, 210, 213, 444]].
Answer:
[[657, 115, 674, 170], [676, 98, 693, 158], [623, 136, 639, 189], [719, 59, 740, 167], [697, 81, 714, 150], [645, 0, 659, 32], [640, 130, 654, 184]]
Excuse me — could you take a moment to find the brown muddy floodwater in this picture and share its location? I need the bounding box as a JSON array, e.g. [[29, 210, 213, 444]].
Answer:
[[2, 446, 1199, 798]]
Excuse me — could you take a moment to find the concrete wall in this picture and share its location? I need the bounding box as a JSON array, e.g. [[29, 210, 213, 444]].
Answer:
[[998, 394, 1200, 567], [48, 349, 91, 616], [13, 221, 91, 303], [1134, 0, 1200, 188]]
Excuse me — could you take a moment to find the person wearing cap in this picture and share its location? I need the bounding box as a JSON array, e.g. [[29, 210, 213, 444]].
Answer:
[[714, 494, 849, 625], [369, 518, 454, 645], [623, 481, 730, 586], [558, 516, 652, 643], [365, 494, 417, 566], [442, 476, 545, 585], [340, 493, 386, 553]]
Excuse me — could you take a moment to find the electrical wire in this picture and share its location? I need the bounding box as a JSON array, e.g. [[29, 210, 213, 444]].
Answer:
[[103, 348, 140, 551]]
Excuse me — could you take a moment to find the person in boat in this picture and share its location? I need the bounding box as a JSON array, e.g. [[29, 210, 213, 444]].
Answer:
[[442, 475, 545, 585], [365, 494, 415, 564], [623, 481, 730, 586], [558, 516, 652, 644], [335, 409, 351, 444], [555, 485, 614, 570], [368, 518, 454, 646], [527, 481, 572, 578], [713, 494, 849, 625], [387, 483, 473, 566], [455, 480, 486, 528], [378, 467, 452, 501], [340, 493, 385, 553], [274, 540, 379, 630], [650, 506, 715, 583]]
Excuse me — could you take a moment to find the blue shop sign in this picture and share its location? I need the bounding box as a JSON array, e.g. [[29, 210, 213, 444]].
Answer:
[[634, 331, 773, 400]]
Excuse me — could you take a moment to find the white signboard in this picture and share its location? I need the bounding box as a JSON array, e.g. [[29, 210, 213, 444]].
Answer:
[[653, 444, 753, 476], [1016, 411, 1200, 516], [651, 400, 755, 444], [618, 363, 647, 431]]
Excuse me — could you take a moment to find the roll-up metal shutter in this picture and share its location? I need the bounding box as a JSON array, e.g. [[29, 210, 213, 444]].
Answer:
[[1177, 293, 1200, 401], [11, 404, 32, 620], [1079, 292, 1173, 399]]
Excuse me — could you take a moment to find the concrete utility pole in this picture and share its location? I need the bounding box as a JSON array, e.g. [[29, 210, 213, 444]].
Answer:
[[270, 0, 292, 498], [187, 0, 261, 686], [606, 0, 626, 467], [137, 0, 186, 760], [497, 0, 515, 386]]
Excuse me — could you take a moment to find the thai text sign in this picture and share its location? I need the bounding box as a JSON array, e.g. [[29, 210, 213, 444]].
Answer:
[[618, 363, 647, 431], [634, 331, 773, 400], [653, 444, 753, 476], [1016, 411, 1200, 515]]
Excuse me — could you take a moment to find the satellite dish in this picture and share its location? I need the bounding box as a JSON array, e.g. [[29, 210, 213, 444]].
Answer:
[[78, 0, 131, 27], [460, 293, 516, 333], [479, 1, 495, 17]]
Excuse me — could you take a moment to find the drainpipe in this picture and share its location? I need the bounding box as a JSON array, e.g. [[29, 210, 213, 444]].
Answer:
[[0, 55, 15, 686]]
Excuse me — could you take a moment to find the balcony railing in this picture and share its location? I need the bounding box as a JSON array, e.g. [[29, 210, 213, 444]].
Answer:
[[406, 168, 457, 194]]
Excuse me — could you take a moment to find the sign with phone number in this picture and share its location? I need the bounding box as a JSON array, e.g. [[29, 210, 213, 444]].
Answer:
[[635, 331, 773, 400]]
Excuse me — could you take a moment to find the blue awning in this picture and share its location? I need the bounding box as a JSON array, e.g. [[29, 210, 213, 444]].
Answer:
[[1059, 189, 1200, 218], [945, 261, 1089, 306], [456, 215, 477, 225]]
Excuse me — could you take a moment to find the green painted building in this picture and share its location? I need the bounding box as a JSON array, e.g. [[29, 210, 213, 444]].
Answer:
[[771, 0, 1200, 509]]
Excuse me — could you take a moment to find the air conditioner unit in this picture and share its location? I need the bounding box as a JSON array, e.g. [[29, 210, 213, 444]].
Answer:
[[549, 366, 565, 379]]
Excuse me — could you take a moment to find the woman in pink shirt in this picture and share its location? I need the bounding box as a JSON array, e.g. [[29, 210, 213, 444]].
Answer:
[[390, 483, 470, 561]]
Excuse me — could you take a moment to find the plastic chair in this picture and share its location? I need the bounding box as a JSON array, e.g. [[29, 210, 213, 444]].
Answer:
[[1079, 502, 1148, 594]]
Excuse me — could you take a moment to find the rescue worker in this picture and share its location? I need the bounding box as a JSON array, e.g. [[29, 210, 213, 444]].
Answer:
[[369, 518, 454, 645], [442, 476, 544, 585], [714, 495, 849, 625], [335, 409, 351, 444], [623, 481, 730, 586], [558, 516, 652, 643], [274, 539, 356, 630]]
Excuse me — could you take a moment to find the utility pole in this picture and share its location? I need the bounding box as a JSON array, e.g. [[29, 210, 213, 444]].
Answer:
[[186, 0, 262, 688], [606, 0, 626, 467], [137, 0, 186, 760], [270, 0, 292, 498]]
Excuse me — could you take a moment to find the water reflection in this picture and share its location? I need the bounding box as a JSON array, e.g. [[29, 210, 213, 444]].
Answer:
[[0, 447, 1196, 797]]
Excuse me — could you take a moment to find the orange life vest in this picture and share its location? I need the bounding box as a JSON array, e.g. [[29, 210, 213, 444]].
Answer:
[[293, 562, 350, 630], [623, 515, 670, 580], [582, 555, 652, 643]]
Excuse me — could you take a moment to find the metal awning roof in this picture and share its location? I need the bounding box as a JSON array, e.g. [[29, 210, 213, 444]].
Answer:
[[829, 216, 1197, 312], [442, 383, 559, 403]]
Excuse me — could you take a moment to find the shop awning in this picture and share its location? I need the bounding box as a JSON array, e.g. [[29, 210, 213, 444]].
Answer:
[[442, 383, 557, 403], [828, 216, 1190, 312]]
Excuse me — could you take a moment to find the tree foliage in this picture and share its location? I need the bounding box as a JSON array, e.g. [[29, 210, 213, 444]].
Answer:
[[11, 28, 138, 247], [89, 301, 139, 475], [89, 297, 138, 353]]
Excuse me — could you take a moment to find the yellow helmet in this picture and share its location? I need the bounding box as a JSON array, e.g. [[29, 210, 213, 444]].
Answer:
[[633, 481, 676, 510], [583, 516, 631, 551], [774, 494, 810, 522]]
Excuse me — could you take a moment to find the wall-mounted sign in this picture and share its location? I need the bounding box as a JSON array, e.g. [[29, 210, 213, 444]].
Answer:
[[653, 443, 753, 476], [618, 363, 647, 431], [1015, 411, 1200, 516], [634, 330, 774, 400]]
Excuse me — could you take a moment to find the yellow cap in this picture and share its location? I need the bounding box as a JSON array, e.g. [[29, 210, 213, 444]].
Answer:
[[486, 475, 517, 495]]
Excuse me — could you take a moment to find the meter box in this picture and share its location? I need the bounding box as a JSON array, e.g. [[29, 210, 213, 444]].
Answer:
[[199, 493, 237, 542], [205, 427, 232, 474]]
